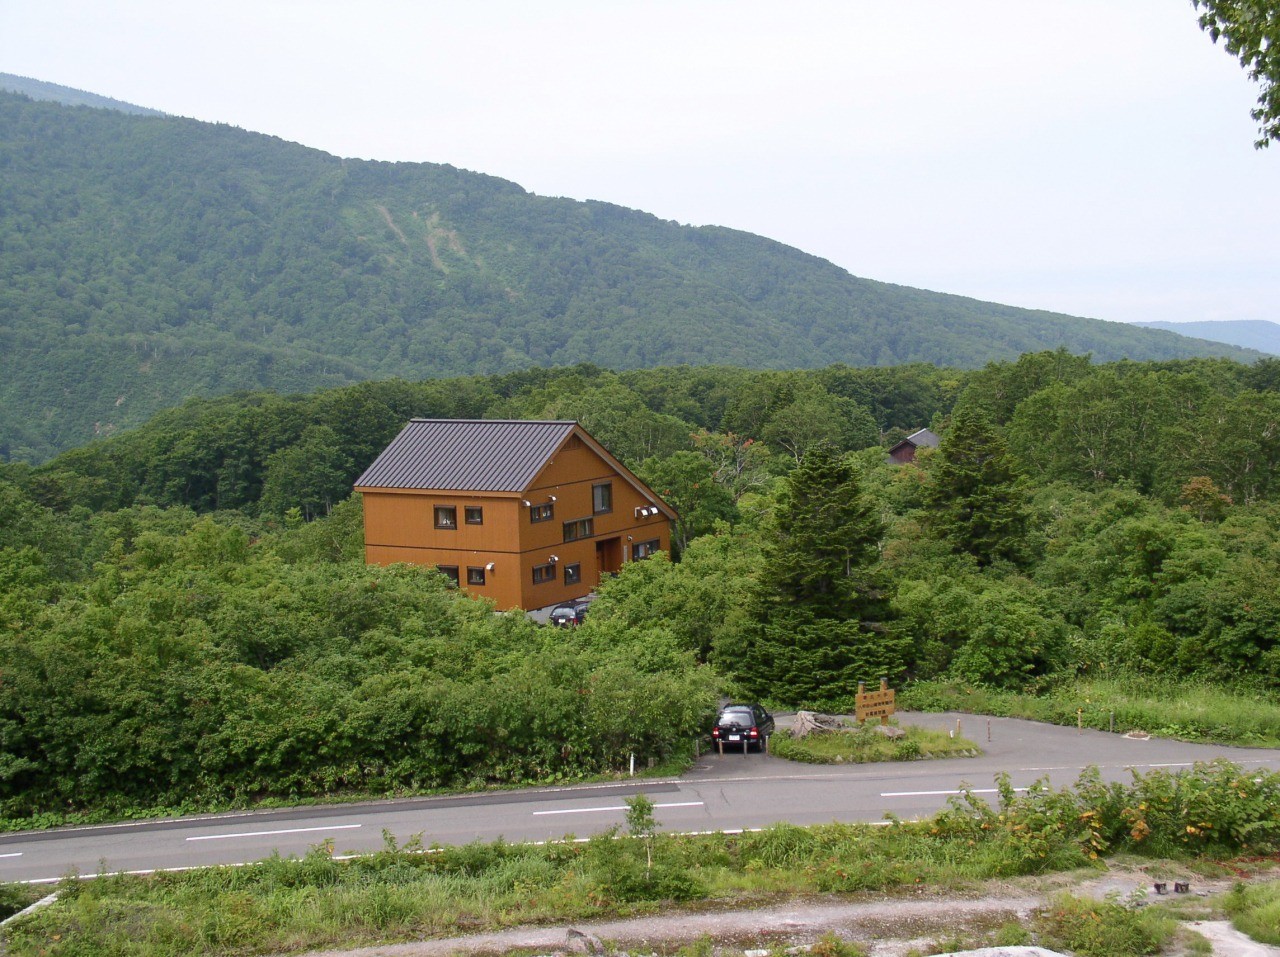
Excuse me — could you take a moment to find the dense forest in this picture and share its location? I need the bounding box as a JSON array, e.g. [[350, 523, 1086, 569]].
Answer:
[[0, 90, 1258, 463], [3, 353, 1279, 823]]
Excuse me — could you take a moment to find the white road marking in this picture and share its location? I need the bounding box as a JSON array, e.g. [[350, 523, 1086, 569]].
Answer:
[[186, 824, 361, 842], [0, 852, 22, 858], [533, 801, 704, 816], [881, 787, 1028, 798]]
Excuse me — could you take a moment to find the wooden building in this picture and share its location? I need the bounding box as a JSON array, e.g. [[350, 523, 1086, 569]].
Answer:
[[887, 427, 940, 465], [354, 419, 677, 610]]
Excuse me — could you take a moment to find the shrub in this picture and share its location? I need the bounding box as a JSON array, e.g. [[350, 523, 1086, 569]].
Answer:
[[1035, 893, 1176, 957]]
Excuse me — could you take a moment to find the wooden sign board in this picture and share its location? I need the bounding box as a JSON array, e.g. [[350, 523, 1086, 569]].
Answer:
[[855, 681, 896, 724]]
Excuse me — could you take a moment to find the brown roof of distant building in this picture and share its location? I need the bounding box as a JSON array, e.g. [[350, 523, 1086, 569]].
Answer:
[[354, 419, 578, 492]]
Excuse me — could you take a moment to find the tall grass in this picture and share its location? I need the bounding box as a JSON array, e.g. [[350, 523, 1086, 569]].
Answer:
[[5, 762, 1279, 956], [1226, 880, 1280, 945], [900, 676, 1280, 747]]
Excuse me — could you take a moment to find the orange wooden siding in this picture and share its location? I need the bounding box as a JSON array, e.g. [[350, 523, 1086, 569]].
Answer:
[[359, 432, 672, 611]]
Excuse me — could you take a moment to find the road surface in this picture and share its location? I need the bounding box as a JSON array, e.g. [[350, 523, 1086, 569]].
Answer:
[[3, 712, 1279, 885]]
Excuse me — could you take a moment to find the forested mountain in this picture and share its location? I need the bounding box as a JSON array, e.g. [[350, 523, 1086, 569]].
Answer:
[[1134, 319, 1280, 356], [0, 73, 163, 116], [0, 90, 1258, 462]]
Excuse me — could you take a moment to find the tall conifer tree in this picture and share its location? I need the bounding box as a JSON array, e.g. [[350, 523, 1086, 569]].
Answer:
[[735, 446, 903, 706], [925, 405, 1027, 566]]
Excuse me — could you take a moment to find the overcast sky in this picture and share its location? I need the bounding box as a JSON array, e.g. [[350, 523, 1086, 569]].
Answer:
[[3, 1, 1276, 325]]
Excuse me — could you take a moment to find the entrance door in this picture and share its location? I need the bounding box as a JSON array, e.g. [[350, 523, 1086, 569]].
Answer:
[[595, 537, 623, 583]]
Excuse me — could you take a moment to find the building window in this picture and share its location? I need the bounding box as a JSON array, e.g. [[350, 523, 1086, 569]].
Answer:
[[530, 503, 554, 523], [434, 505, 457, 529], [563, 517, 594, 542], [438, 565, 460, 584], [465, 506, 484, 525], [592, 482, 613, 514], [564, 563, 581, 585], [467, 566, 486, 585], [633, 539, 661, 560], [532, 563, 556, 585]]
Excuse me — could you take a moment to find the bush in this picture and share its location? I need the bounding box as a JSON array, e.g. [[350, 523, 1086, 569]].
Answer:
[[1035, 893, 1176, 957]]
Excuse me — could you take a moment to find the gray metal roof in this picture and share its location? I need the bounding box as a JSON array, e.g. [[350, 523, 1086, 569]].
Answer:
[[905, 428, 940, 448], [354, 420, 578, 492]]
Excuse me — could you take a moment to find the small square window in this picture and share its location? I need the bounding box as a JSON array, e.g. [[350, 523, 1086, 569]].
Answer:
[[563, 517, 594, 542], [530, 503, 554, 523], [564, 563, 581, 585], [593, 482, 613, 514], [532, 563, 556, 585], [467, 566, 486, 585], [465, 506, 484, 525], [434, 506, 457, 529], [438, 565, 460, 584]]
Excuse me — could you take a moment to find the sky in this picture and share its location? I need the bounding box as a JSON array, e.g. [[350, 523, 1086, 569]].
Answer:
[[2, 0, 1276, 325]]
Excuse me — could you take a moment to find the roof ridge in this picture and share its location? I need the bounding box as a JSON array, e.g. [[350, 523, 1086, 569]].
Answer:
[[407, 418, 578, 425]]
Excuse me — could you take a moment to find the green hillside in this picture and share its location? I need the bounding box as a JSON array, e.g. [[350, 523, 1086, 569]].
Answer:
[[1135, 319, 1280, 356], [0, 90, 1258, 461]]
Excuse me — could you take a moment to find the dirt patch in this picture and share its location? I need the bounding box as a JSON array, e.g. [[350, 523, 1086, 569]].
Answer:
[[283, 864, 1279, 957]]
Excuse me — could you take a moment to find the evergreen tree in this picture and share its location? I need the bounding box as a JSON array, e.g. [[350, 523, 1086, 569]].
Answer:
[[734, 446, 903, 707], [925, 406, 1027, 566]]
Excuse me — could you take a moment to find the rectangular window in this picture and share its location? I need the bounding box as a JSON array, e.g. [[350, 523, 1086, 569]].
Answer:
[[563, 517, 594, 542], [564, 563, 581, 585], [467, 566, 486, 585], [465, 506, 484, 525], [592, 481, 613, 514], [633, 539, 661, 560], [438, 565, 460, 584], [532, 563, 556, 585], [530, 503, 554, 523], [434, 505, 457, 529]]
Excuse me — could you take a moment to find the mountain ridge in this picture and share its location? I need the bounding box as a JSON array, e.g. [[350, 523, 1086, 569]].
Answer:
[[1133, 319, 1279, 356], [0, 87, 1259, 462]]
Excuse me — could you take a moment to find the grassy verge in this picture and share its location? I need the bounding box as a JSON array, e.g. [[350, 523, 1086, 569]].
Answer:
[[1226, 880, 1280, 945], [899, 677, 1280, 747], [769, 723, 979, 764], [4, 761, 1279, 956]]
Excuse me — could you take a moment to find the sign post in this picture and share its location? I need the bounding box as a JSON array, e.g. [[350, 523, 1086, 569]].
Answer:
[[855, 677, 896, 725]]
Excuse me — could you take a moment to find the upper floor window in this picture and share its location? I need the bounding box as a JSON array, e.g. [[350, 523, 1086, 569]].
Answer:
[[563, 518, 594, 542], [592, 482, 613, 514], [530, 503, 554, 523], [434, 506, 457, 529], [465, 506, 484, 525]]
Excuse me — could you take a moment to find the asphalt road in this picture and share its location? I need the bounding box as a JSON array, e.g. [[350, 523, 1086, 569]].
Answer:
[[4, 711, 1280, 886]]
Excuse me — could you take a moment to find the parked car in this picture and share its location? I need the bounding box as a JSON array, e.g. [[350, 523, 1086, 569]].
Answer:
[[548, 601, 590, 627], [711, 703, 775, 752]]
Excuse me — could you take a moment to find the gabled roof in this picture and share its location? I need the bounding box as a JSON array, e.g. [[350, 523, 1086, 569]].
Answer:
[[904, 428, 940, 448], [354, 420, 578, 492], [353, 420, 679, 521], [889, 428, 940, 454]]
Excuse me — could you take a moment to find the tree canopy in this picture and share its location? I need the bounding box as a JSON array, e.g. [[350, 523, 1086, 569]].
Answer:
[[1194, 0, 1280, 147]]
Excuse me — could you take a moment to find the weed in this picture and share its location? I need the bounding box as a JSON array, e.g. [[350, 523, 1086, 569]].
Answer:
[[1225, 879, 1280, 945], [1035, 892, 1177, 957], [809, 930, 867, 957], [993, 921, 1032, 945]]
